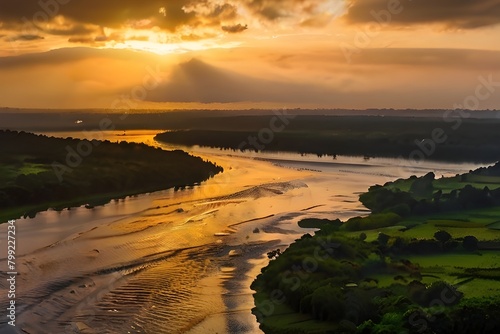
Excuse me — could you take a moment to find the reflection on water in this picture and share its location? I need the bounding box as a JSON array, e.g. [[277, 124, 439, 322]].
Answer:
[[0, 130, 487, 333]]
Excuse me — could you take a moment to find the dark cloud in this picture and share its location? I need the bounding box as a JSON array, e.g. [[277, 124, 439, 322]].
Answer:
[[259, 6, 285, 20], [344, 0, 500, 28], [5, 34, 44, 42], [221, 23, 248, 33], [44, 24, 98, 36], [242, 0, 335, 23], [0, 0, 235, 33], [0, 0, 339, 44], [205, 3, 238, 20], [244, 0, 289, 20], [68, 36, 95, 44], [94, 35, 108, 42], [68, 31, 126, 44], [12, 0, 194, 31], [67, 36, 115, 44]]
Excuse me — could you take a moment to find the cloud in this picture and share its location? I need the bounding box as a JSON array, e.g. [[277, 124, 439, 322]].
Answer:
[[68, 36, 97, 44], [221, 23, 248, 33], [243, 0, 295, 20], [0, 0, 188, 30], [146, 58, 329, 103], [0, 47, 170, 109], [0, 47, 161, 69], [347, 48, 500, 70], [43, 24, 99, 36], [0, 0, 342, 43], [0, 0, 239, 34], [182, 2, 238, 22], [181, 32, 218, 41], [300, 13, 335, 27], [5, 34, 44, 42], [142, 47, 500, 108], [243, 0, 342, 24], [344, 0, 500, 29]]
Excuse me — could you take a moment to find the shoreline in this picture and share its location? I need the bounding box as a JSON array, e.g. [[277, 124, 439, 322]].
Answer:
[[0, 184, 209, 224]]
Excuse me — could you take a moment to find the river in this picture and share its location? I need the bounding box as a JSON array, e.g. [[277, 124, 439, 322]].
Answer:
[[0, 130, 486, 334]]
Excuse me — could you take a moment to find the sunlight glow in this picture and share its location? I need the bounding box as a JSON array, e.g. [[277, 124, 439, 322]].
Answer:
[[97, 26, 243, 55], [104, 38, 242, 55]]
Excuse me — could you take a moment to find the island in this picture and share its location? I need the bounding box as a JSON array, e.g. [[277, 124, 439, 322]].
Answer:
[[0, 130, 223, 222], [252, 163, 500, 333]]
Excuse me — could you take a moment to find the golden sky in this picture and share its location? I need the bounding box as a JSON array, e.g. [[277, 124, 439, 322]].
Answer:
[[1, 0, 500, 109]]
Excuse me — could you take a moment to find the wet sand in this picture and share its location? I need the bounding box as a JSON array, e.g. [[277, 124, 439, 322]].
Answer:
[[0, 131, 485, 333]]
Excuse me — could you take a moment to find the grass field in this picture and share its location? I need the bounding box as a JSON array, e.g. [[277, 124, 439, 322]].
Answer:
[[344, 206, 500, 242]]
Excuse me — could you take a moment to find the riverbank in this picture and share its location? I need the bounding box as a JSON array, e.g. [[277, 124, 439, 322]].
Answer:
[[0, 130, 223, 223]]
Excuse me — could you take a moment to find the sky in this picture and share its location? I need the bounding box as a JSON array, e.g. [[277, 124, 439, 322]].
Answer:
[[0, 0, 500, 110]]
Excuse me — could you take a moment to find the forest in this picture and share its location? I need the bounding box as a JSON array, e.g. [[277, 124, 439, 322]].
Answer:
[[155, 115, 500, 163], [252, 163, 500, 333], [0, 130, 223, 222]]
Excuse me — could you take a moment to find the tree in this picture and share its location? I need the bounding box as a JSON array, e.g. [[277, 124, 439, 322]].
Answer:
[[311, 285, 345, 321], [423, 281, 462, 306], [378, 233, 390, 246], [267, 249, 282, 259], [410, 172, 435, 197], [463, 236, 478, 252], [434, 230, 452, 244]]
